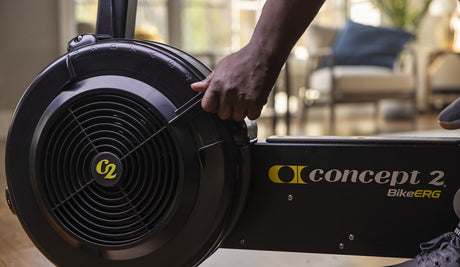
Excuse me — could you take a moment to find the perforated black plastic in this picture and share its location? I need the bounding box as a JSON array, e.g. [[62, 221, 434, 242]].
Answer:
[[37, 92, 179, 246]]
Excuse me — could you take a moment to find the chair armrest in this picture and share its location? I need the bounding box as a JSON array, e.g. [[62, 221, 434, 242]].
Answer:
[[309, 47, 333, 58], [307, 47, 335, 74]]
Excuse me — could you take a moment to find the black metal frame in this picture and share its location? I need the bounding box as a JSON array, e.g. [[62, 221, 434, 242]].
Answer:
[[96, 0, 137, 38], [223, 136, 460, 258]]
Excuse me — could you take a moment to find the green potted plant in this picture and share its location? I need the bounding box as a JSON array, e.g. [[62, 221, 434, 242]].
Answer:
[[370, 0, 433, 31]]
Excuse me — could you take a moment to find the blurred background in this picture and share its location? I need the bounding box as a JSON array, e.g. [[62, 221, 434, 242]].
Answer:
[[2, 0, 460, 139]]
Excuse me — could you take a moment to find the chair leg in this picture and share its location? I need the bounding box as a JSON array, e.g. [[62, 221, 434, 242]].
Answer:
[[271, 84, 278, 135], [330, 103, 336, 135], [374, 101, 380, 133], [298, 91, 308, 135], [299, 105, 309, 135], [411, 98, 417, 131]]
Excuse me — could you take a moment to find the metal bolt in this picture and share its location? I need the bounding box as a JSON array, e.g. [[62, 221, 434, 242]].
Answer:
[[240, 239, 245, 246], [288, 194, 294, 202], [339, 243, 345, 250], [5, 187, 16, 215], [349, 234, 355, 241]]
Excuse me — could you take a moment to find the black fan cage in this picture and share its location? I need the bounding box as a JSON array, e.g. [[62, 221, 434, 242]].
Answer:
[[35, 92, 180, 247]]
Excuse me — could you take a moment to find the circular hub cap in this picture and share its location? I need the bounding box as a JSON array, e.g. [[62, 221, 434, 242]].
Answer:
[[91, 152, 123, 187]]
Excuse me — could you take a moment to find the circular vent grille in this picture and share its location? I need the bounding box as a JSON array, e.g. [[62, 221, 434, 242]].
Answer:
[[37, 92, 179, 247]]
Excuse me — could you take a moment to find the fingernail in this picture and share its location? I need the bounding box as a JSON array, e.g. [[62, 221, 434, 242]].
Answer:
[[190, 82, 200, 88]]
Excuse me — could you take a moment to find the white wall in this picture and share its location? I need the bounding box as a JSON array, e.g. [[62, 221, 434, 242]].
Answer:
[[0, 0, 61, 110]]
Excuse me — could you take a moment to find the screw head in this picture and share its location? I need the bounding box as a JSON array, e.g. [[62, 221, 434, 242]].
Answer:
[[339, 243, 345, 250], [288, 194, 294, 202], [5, 187, 16, 215]]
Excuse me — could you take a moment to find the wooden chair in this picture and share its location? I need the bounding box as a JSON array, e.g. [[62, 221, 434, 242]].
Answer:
[[300, 21, 417, 134]]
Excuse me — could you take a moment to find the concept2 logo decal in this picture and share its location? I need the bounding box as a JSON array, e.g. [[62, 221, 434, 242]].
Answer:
[[96, 159, 118, 179], [268, 165, 445, 199]]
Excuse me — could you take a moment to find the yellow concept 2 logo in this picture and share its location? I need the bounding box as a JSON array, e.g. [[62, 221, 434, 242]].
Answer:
[[268, 165, 308, 184], [96, 159, 118, 179]]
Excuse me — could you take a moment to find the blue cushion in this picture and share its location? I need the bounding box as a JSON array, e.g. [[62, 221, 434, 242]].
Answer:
[[332, 20, 414, 68]]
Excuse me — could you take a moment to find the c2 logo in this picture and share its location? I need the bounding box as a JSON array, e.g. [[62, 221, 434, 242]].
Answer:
[[96, 159, 117, 179], [268, 165, 307, 184]]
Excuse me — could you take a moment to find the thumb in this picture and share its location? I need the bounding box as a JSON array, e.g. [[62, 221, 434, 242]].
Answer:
[[191, 74, 212, 92]]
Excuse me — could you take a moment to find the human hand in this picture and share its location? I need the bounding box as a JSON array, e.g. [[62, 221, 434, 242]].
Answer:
[[191, 44, 281, 121]]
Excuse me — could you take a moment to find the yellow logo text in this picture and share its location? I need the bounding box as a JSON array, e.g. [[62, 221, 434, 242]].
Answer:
[[96, 159, 117, 179]]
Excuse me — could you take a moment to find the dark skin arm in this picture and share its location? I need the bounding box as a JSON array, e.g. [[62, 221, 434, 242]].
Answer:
[[191, 0, 325, 121]]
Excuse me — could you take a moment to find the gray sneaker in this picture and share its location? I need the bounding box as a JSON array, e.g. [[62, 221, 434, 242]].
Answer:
[[439, 97, 460, 129], [388, 226, 460, 267]]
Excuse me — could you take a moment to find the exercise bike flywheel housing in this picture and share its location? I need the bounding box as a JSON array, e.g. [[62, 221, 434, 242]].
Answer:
[[5, 34, 253, 267]]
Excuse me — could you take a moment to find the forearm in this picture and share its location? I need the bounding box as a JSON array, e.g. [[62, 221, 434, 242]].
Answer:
[[191, 0, 324, 121], [248, 0, 325, 69]]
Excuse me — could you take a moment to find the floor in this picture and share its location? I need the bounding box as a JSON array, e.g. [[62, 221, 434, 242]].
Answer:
[[256, 103, 441, 139], [0, 106, 454, 267], [0, 140, 55, 267]]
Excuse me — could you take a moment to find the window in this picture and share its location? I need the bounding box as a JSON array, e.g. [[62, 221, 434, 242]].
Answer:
[[312, 0, 347, 27], [74, 0, 167, 42], [181, 0, 232, 53], [74, 0, 98, 34], [349, 0, 381, 26], [181, 0, 264, 56], [310, 0, 381, 27], [136, 0, 168, 42], [74, 0, 263, 56]]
